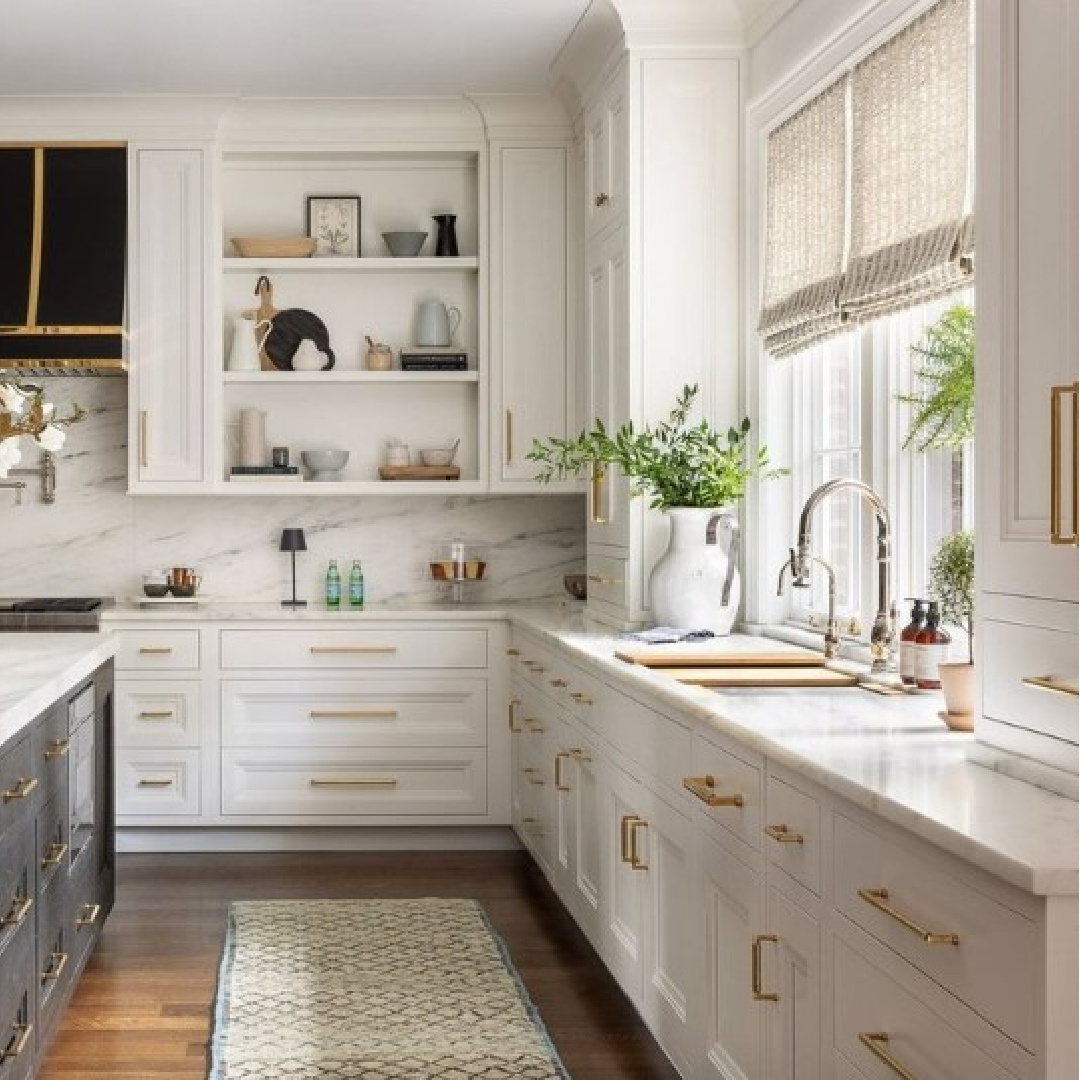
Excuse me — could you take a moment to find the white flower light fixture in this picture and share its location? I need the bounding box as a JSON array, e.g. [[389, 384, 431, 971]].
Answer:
[[0, 378, 86, 478]]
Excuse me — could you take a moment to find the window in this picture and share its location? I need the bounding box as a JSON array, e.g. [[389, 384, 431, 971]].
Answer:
[[785, 290, 975, 642]]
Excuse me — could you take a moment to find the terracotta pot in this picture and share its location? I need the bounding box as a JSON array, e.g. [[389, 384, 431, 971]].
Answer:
[[939, 661, 975, 730]]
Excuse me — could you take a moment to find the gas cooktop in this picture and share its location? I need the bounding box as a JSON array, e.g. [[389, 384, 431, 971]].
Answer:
[[0, 598, 112, 631]]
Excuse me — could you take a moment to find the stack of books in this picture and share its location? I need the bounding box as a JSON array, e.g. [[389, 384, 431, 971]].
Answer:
[[400, 347, 469, 372], [229, 466, 302, 483]]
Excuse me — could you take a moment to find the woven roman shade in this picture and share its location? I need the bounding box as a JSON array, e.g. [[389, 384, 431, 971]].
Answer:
[[841, 0, 973, 319], [758, 77, 848, 358]]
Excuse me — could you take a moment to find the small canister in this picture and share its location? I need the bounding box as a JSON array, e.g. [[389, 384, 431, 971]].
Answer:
[[385, 439, 410, 468], [365, 336, 394, 371]]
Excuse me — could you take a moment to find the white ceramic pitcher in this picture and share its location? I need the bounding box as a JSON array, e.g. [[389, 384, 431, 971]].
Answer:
[[415, 300, 461, 348], [228, 315, 271, 372]]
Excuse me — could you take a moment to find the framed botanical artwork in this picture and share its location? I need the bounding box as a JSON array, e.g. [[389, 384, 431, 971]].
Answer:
[[305, 195, 362, 257]]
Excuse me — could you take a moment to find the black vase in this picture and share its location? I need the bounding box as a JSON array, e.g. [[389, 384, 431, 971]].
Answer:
[[433, 214, 459, 257]]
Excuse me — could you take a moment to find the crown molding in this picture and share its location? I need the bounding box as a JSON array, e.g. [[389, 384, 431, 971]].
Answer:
[[0, 95, 229, 141]]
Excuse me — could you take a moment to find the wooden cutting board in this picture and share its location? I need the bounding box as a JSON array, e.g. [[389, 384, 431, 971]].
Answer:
[[378, 465, 461, 481], [660, 666, 858, 688], [615, 649, 824, 668]]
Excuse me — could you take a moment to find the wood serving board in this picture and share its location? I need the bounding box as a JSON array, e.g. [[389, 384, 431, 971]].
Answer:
[[615, 649, 823, 668], [378, 465, 461, 481], [660, 666, 858, 688]]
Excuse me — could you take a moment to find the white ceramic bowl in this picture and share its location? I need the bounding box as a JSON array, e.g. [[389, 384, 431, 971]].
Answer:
[[301, 449, 349, 481], [419, 447, 456, 467]]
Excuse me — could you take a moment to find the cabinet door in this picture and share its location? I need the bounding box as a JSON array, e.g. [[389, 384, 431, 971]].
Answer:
[[568, 726, 603, 946], [129, 146, 210, 488], [492, 145, 573, 486], [585, 63, 627, 236], [764, 887, 821, 1080], [695, 827, 765, 1080]]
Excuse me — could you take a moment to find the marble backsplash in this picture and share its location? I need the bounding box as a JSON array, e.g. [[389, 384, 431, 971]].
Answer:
[[0, 381, 585, 605]]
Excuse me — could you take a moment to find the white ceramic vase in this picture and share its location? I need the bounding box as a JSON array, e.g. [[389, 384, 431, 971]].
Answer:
[[648, 507, 741, 633]]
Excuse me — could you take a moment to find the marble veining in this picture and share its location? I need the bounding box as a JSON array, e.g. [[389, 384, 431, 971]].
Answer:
[[512, 609, 1080, 896]]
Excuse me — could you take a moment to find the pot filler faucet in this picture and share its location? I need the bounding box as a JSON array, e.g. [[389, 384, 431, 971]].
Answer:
[[783, 478, 897, 673]]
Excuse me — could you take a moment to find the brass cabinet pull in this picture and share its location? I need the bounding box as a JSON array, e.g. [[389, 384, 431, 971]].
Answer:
[[590, 461, 609, 524], [858, 1033, 920, 1080], [751, 934, 779, 1001], [1, 896, 32, 927], [2, 776, 38, 802], [508, 699, 523, 734], [549, 678, 568, 688], [43, 737, 71, 759], [570, 692, 593, 705], [594, 191, 610, 208], [1022, 675, 1079, 697], [858, 888, 959, 945], [764, 824, 804, 844], [139, 409, 149, 469], [137, 711, 174, 720], [42, 950, 68, 982], [138, 646, 172, 655], [309, 776, 398, 788], [75, 903, 101, 928], [570, 747, 593, 763], [521, 767, 545, 786], [41, 841, 68, 868], [137, 778, 174, 788], [522, 660, 546, 672], [310, 645, 398, 654], [554, 751, 572, 792], [586, 574, 622, 586], [619, 814, 640, 863], [507, 648, 521, 657], [1050, 382, 1079, 545], [505, 408, 514, 464], [309, 709, 398, 720], [0, 1023, 32, 1063], [524, 720, 546, 734], [629, 819, 649, 870], [684, 775, 744, 808]]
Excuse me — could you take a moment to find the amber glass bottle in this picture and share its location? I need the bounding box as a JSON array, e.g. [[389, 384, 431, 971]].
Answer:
[[914, 601, 951, 690], [899, 599, 926, 687]]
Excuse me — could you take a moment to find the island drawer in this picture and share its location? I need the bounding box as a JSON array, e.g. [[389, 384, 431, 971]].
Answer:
[[220, 628, 487, 671], [834, 813, 1038, 1050], [221, 747, 487, 817], [115, 749, 200, 817], [763, 772, 821, 895], [598, 687, 691, 799], [0, 824, 33, 964], [0, 924, 33, 1080], [0, 737, 35, 839], [31, 703, 69, 804], [685, 732, 763, 852], [35, 796, 68, 896], [113, 629, 200, 671], [115, 681, 200, 747]]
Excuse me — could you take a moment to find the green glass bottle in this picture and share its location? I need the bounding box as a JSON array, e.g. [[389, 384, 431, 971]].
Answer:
[[325, 559, 341, 610], [349, 559, 365, 609]]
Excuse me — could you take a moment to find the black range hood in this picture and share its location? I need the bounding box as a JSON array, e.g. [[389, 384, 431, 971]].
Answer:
[[0, 145, 127, 376]]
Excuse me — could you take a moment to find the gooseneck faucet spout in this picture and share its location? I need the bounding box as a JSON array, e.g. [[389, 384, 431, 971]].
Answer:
[[792, 478, 896, 673]]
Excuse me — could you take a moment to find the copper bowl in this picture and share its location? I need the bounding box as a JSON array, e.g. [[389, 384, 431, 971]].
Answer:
[[563, 573, 588, 601]]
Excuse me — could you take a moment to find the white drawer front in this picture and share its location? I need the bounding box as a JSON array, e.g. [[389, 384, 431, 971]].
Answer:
[[834, 814, 1039, 1049], [586, 551, 629, 610], [982, 617, 1079, 746], [599, 687, 691, 798], [219, 628, 487, 671], [114, 629, 200, 671], [221, 678, 486, 747], [221, 747, 487, 817], [833, 937, 1014, 1080], [686, 732, 763, 852], [115, 681, 200, 747], [764, 773, 821, 895], [116, 748, 200, 816]]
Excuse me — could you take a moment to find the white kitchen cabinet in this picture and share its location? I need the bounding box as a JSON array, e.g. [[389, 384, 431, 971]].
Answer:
[[584, 61, 628, 239], [128, 145, 212, 490], [976, 0, 1079, 773], [489, 144, 576, 488], [562, 722, 604, 946]]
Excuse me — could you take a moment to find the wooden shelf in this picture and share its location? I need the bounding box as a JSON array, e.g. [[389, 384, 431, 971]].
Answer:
[[222, 256, 479, 273], [222, 370, 479, 385]]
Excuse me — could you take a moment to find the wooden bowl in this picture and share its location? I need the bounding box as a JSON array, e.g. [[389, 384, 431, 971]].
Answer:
[[231, 236, 317, 258]]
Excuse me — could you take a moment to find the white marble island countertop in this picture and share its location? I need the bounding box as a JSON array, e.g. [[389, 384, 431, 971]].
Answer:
[[0, 632, 117, 748], [512, 610, 1080, 896]]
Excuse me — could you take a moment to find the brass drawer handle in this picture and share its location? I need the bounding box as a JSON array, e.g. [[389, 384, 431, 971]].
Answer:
[[1, 896, 32, 927], [590, 461, 609, 524], [137, 778, 174, 788], [1022, 675, 1079, 697], [41, 842, 68, 868], [138, 646, 173, 654], [0, 1022, 32, 1063], [75, 903, 101, 928], [137, 711, 175, 720], [619, 814, 640, 863], [507, 647, 521, 657], [508, 699, 522, 734], [2, 776, 38, 802], [42, 950, 68, 982], [570, 691, 593, 705], [684, 775, 743, 808], [1050, 381, 1079, 545], [587, 574, 621, 586], [858, 1033, 919, 1080], [765, 824, 804, 844], [549, 678, 568, 688], [554, 751, 571, 792], [522, 660, 546, 672], [751, 934, 779, 1001], [310, 645, 398, 654], [43, 737, 71, 759], [858, 888, 959, 945], [629, 819, 649, 870], [309, 709, 398, 719], [594, 191, 610, 208], [309, 776, 398, 788], [524, 720, 546, 734], [570, 747, 592, 763], [521, 767, 546, 787]]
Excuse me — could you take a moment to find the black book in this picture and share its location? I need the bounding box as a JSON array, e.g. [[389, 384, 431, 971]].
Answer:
[[230, 466, 300, 475]]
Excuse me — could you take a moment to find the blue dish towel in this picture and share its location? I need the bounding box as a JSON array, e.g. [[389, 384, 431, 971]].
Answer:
[[619, 627, 716, 644]]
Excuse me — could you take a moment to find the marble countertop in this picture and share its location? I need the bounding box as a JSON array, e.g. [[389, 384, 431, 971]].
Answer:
[[0, 633, 117, 749], [511, 610, 1080, 897], [102, 599, 520, 622]]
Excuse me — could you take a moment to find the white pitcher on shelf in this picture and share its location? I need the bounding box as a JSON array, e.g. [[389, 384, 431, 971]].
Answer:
[[227, 314, 271, 373]]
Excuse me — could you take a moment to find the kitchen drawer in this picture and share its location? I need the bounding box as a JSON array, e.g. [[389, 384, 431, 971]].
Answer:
[[561, 664, 602, 730], [599, 686, 691, 799], [115, 680, 200, 747], [585, 551, 629, 610], [36, 871, 71, 1037], [833, 936, 1013, 1080], [115, 748, 200, 817], [221, 678, 486, 747], [685, 732, 763, 852], [220, 628, 487, 671], [113, 629, 200, 671], [68, 851, 103, 972], [0, 924, 33, 1080], [31, 703, 69, 804], [763, 773, 821, 896], [35, 795, 68, 896], [981, 617, 1079, 746], [221, 747, 487, 817], [0, 738, 35, 839], [0, 825, 33, 964], [834, 813, 1038, 1050], [508, 637, 560, 695]]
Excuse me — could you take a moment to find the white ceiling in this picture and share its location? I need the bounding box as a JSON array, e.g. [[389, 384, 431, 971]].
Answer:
[[0, 0, 596, 97]]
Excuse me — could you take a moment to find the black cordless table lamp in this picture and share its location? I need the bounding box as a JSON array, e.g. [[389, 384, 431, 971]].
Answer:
[[279, 528, 308, 607]]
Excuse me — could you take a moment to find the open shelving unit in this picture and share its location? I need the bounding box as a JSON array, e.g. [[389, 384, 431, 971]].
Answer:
[[222, 256, 479, 273], [223, 370, 479, 385]]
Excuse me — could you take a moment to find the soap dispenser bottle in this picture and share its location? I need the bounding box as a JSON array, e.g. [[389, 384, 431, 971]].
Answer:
[[899, 599, 927, 687], [914, 601, 950, 690]]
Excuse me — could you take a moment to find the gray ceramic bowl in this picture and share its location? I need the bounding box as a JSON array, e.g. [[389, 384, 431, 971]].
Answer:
[[563, 573, 588, 601], [301, 449, 349, 482], [382, 231, 428, 257]]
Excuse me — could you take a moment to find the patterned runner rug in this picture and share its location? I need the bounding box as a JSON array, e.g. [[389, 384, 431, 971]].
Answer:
[[208, 898, 571, 1079]]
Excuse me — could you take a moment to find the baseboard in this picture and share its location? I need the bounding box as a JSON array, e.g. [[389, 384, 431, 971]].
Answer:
[[117, 825, 523, 853]]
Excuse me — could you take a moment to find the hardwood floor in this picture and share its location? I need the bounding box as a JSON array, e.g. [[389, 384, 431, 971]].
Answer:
[[40, 850, 682, 1079]]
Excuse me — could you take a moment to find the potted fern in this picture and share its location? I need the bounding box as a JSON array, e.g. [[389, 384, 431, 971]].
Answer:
[[928, 530, 975, 729], [528, 385, 784, 631]]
